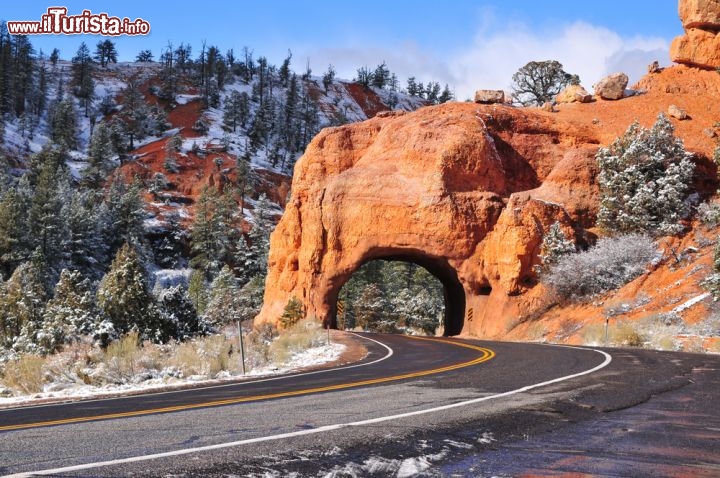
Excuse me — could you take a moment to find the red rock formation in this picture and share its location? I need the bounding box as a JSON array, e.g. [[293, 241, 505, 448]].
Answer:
[[256, 103, 602, 336], [671, 0, 720, 69]]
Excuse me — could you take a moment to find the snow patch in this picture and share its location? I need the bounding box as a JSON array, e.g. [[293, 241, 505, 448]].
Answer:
[[671, 293, 711, 314]]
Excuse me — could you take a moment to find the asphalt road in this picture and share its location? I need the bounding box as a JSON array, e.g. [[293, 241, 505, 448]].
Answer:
[[1, 333, 717, 477]]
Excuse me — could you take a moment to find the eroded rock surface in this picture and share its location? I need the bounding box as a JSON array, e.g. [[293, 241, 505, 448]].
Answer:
[[671, 0, 720, 69], [256, 103, 601, 336]]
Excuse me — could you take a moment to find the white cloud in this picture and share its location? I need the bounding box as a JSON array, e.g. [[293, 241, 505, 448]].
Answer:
[[450, 21, 670, 100], [296, 16, 670, 102]]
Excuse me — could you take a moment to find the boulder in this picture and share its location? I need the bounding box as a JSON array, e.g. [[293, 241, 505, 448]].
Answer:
[[593, 73, 629, 100], [668, 104, 690, 120], [555, 84, 594, 104], [474, 89, 505, 104], [647, 60, 663, 73]]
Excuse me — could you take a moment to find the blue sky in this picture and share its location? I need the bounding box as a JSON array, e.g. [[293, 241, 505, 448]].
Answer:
[[4, 1, 682, 99]]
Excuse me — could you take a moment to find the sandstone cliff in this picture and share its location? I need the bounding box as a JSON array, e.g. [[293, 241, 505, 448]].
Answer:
[[257, 1, 720, 342], [671, 0, 720, 69]]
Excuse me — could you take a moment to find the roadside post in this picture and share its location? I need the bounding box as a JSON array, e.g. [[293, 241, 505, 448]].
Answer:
[[237, 320, 246, 375]]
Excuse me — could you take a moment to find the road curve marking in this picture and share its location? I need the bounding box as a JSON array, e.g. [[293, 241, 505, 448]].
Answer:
[[2, 345, 611, 478], [2, 332, 395, 414], [0, 336, 492, 432]]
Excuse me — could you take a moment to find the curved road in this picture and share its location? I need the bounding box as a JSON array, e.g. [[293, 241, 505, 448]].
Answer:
[[0, 334, 717, 477]]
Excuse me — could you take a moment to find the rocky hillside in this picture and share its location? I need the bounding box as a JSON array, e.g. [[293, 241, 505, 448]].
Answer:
[[258, 0, 720, 352]]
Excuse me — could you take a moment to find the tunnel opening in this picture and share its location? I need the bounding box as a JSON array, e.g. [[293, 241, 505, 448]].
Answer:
[[333, 253, 466, 336]]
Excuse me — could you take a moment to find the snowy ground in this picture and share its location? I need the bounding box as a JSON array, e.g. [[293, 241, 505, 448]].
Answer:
[[0, 342, 345, 408]]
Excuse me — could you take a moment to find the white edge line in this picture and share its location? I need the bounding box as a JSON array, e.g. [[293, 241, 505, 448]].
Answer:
[[4, 345, 611, 478], [0, 332, 393, 413]]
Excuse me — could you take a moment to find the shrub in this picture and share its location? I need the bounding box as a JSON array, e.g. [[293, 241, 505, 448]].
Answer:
[[543, 234, 657, 301], [597, 113, 695, 236], [102, 331, 142, 381], [2, 354, 45, 394]]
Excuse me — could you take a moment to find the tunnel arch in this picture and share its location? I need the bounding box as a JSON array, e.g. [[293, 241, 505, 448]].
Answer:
[[327, 249, 467, 336]]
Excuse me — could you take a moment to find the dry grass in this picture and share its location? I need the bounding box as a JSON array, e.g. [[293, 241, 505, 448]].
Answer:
[[103, 331, 142, 381], [269, 319, 325, 366], [0, 320, 332, 396], [2, 354, 45, 394]]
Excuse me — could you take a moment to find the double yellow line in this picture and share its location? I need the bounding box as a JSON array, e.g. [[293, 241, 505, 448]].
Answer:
[[0, 337, 494, 432]]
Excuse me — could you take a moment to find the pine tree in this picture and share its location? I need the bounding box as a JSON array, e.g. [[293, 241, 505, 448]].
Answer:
[[96, 242, 169, 341], [187, 268, 209, 316], [322, 65, 335, 92], [438, 84, 453, 104], [203, 264, 239, 327], [71, 42, 95, 116], [534, 222, 576, 275], [597, 114, 695, 236], [156, 285, 200, 340], [27, 159, 66, 275], [0, 186, 31, 277], [0, 261, 47, 350], [117, 78, 146, 149], [61, 190, 103, 277], [41, 269, 99, 351], [49, 99, 78, 150], [223, 91, 250, 132], [84, 121, 115, 186], [94, 40, 118, 68], [136, 49, 153, 62], [371, 62, 390, 89], [279, 296, 303, 328]]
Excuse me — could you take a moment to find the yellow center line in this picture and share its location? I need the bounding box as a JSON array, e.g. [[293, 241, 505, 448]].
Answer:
[[0, 337, 494, 432]]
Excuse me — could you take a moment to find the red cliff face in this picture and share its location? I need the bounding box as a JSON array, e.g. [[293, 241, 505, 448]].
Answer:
[[257, 58, 720, 338], [255, 103, 604, 336], [671, 0, 720, 69]]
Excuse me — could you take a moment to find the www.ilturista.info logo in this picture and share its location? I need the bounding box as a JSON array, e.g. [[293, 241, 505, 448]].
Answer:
[[7, 7, 150, 36]]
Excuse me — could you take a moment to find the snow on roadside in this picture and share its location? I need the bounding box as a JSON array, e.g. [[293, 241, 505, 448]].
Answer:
[[0, 342, 345, 408]]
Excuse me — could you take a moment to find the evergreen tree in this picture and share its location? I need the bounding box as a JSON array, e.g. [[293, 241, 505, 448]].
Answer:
[[371, 62, 390, 89], [438, 84, 453, 104], [278, 50, 292, 87], [0, 187, 31, 278], [97, 243, 169, 342], [49, 48, 60, 66], [223, 90, 250, 132], [27, 159, 66, 276], [98, 176, 146, 262], [203, 264, 239, 327], [189, 186, 235, 278], [94, 40, 118, 68], [0, 261, 47, 350], [49, 99, 78, 150], [41, 269, 99, 352], [534, 222, 576, 275], [187, 268, 209, 316], [61, 190, 103, 277], [136, 49, 154, 62], [597, 114, 695, 236], [279, 296, 303, 328], [156, 285, 200, 340], [71, 42, 95, 116], [84, 121, 116, 186], [117, 78, 145, 149], [322, 65, 335, 92], [355, 66, 373, 87]]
